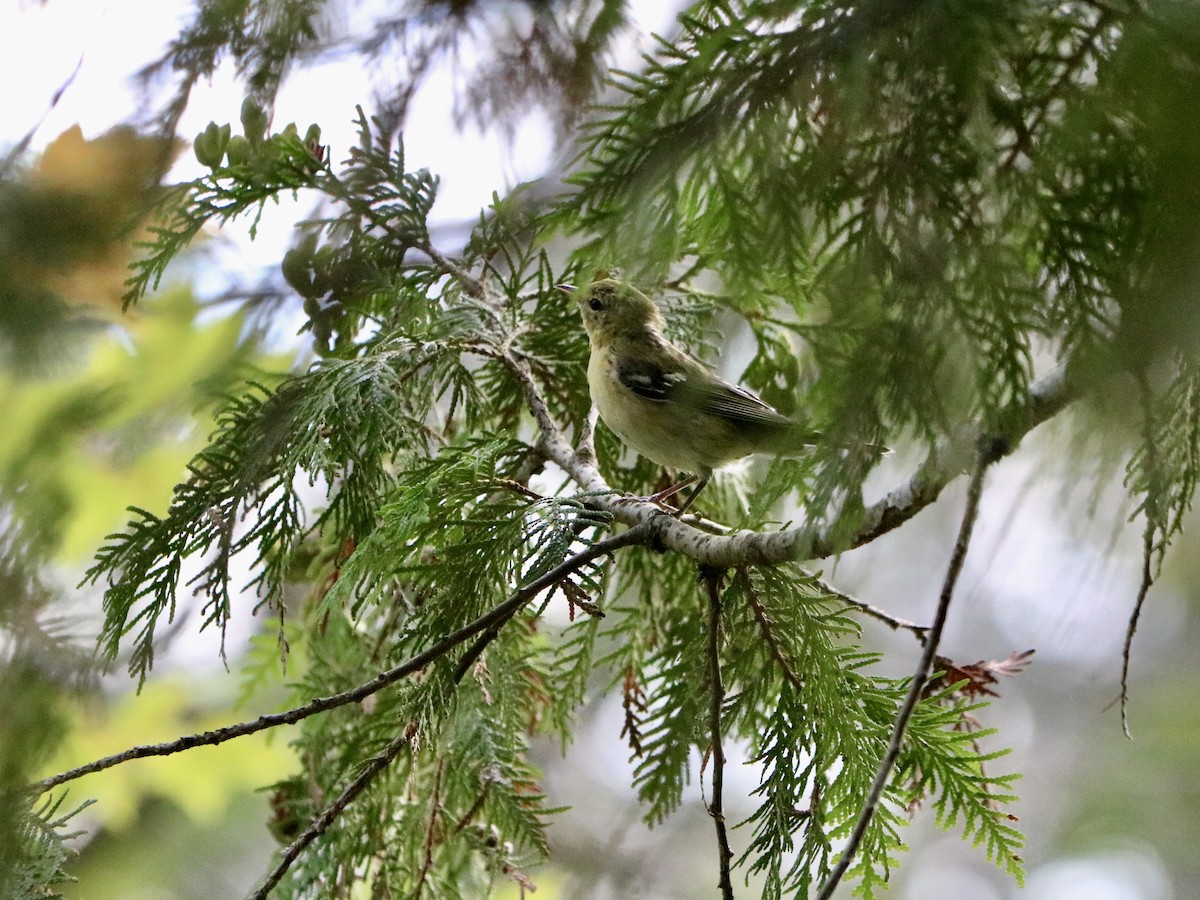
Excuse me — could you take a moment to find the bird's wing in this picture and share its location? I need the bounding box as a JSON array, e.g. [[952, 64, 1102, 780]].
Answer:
[[613, 354, 689, 402], [690, 377, 794, 428], [615, 350, 792, 429]]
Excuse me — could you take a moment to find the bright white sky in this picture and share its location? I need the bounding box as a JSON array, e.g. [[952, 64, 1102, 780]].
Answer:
[[1, 0, 682, 291], [0, 1, 679, 218], [3, 1, 200, 151], [0, 0, 541, 277]]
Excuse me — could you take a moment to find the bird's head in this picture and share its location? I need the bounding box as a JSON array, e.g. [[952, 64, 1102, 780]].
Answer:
[[557, 278, 666, 343]]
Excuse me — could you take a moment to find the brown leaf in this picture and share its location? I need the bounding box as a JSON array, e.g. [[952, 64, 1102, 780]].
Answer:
[[620, 667, 648, 757], [926, 649, 1036, 699]]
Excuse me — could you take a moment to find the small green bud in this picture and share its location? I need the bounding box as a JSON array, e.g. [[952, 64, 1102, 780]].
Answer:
[[225, 134, 252, 166], [194, 131, 218, 170], [282, 248, 315, 296], [193, 122, 232, 169], [300, 123, 327, 167], [240, 97, 269, 141], [280, 122, 299, 140]]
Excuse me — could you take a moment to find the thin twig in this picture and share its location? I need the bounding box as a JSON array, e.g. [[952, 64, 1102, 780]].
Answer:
[[502, 351, 579, 461], [0, 56, 82, 179], [809, 573, 929, 642], [703, 569, 735, 900], [1119, 520, 1153, 740], [453, 626, 505, 684], [496, 345, 611, 495], [1000, 10, 1112, 169], [413, 759, 446, 899], [815, 457, 990, 900], [34, 639, 437, 793], [35, 524, 653, 795], [251, 726, 416, 899], [742, 572, 805, 694], [1121, 372, 1160, 739], [417, 240, 486, 298]]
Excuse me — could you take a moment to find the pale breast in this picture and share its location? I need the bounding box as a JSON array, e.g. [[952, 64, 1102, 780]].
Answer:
[[587, 349, 754, 475]]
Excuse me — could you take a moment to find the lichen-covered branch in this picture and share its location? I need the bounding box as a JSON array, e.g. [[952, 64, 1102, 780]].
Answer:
[[512, 360, 1080, 570]]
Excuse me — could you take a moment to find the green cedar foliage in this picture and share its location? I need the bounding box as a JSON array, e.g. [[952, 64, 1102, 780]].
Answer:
[[39, 0, 1200, 897], [0, 519, 94, 897], [0, 795, 92, 900]]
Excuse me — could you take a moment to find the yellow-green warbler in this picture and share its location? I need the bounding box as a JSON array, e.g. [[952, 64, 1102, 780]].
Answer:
[[558, 277, 882, 514]]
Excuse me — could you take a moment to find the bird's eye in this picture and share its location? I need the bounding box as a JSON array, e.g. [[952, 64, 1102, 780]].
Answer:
[[589, 299, 604, 311]]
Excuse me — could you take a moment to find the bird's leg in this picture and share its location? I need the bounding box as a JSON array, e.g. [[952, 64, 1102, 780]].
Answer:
[[639, 474, 697, 514], [667, 472, 711, 518], [636, 470, 711, 516], [648, 474, 695, 504]]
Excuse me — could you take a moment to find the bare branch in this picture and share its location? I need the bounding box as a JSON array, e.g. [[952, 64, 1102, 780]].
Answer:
[[1122, 472, 1158, 741], [833, 365, 1077, 558], [703, 569, 735, 900], [815, 456, 991, 900], [576, 404, 600, 465], [502, 282, 1082, 578], [494, 345, 617, 510], [252, 725, 417, 899], [533, 364, 1079, 571]]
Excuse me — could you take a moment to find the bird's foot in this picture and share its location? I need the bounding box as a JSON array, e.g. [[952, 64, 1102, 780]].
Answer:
[[646, 476, 697, 517]]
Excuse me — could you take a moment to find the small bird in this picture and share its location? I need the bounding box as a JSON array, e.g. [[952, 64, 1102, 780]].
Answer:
[[559, 277, 856, 515]]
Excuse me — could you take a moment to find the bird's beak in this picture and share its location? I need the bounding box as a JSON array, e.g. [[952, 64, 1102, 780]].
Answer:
[[555, 284, 575, 294]]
